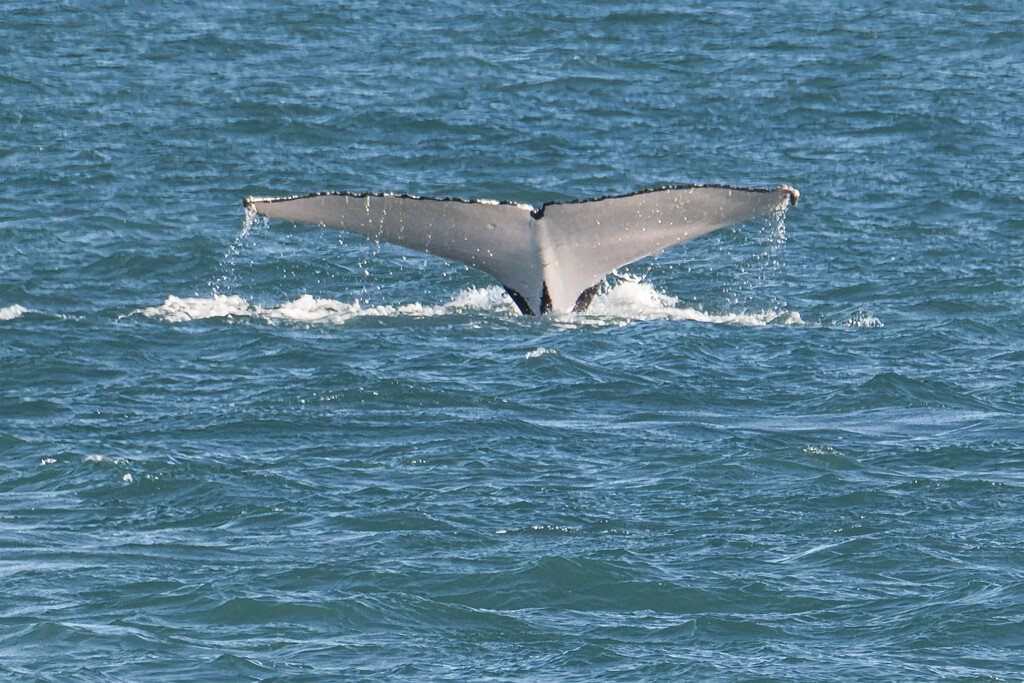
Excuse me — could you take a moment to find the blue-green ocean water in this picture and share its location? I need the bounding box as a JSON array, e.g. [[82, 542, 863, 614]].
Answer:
[[2, 1, 1023, 680]]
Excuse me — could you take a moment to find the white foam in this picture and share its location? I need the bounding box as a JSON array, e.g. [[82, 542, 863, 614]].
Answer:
[[263, 295, 450, 324], [139, 287, 517, 325], [139, 281, 802, 328], [0, 304, 30, 321], [140, 294, 251, 322], [446, 286, 516, 312], [842, 312, 884, 328], [581, 279, 803, 326], [264, 295, 370, 322]]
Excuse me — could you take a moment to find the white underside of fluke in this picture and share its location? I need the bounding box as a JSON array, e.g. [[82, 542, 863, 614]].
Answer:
[[244, 185, 798, 315]]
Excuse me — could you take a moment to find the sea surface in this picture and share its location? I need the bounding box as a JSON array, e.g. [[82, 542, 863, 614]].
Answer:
[[2, 1, 1023, 680]]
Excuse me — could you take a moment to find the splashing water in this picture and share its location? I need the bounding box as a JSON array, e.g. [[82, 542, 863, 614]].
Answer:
[[140, 287, 517, 324], [208, 210, 271, 294], [0, 304, 31, 321], [582, 277, 803, 326], [140, 279, 803, 327], [842, 311, 885, 328]]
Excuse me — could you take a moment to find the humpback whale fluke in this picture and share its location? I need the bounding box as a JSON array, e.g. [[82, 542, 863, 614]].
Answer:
[[244, 184, 798, 316]]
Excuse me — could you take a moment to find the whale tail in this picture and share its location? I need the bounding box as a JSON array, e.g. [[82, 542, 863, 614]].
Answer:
[[244, 184, 798, 315]]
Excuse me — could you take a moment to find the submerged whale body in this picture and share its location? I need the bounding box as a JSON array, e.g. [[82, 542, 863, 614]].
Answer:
[[244, 185, 798, 316]]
